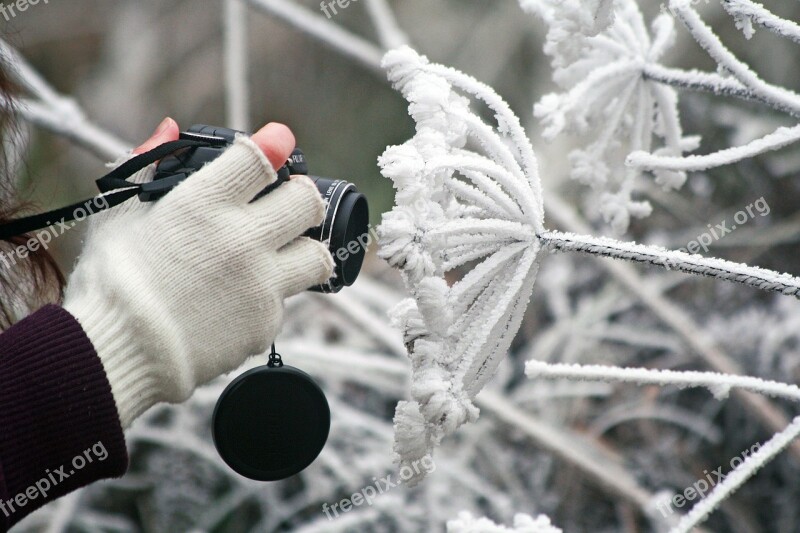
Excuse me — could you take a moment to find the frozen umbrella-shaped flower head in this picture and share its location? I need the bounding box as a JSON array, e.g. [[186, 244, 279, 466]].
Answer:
[[378, 46, 545, 484], [524, 0, 698, 232]]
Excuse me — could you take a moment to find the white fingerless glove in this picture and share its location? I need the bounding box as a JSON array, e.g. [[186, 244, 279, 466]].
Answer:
[[63, 136, 333, 428]]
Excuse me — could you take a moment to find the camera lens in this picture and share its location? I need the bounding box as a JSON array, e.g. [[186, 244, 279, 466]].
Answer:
[[305, 177, 369, 293]]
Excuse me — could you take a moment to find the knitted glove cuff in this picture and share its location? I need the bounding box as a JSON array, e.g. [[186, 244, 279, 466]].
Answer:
[[64, 291, 158, 429]]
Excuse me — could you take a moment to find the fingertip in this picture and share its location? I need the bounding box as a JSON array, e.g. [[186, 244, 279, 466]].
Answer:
[[134, 117, 180, 154], [251, 122, 296, 171]]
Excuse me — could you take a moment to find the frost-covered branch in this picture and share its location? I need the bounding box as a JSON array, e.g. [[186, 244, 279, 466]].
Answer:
[[364, 0, 408, 49], [224, 0, 250, 131], [628, 123, 800, 172], [0, 40, 130, 160], [242, 0, 384, 73], [669, 0, 800, 116], [527, 0, 696, 232], [539, 229, 800, 298], [722, 0, 800, 43], [525, 360, 800, 403], [447, 511, 562, 533], [670, 415, 800, 533], [526, 357, 800, 531], [6, 98, 130, 160], [641, 64, 791, 112], [544, 193, 800, 459], [378, 44, 800, 489]]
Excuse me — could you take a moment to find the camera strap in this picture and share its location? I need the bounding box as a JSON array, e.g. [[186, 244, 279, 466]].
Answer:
[[0, 137, 226, 241]]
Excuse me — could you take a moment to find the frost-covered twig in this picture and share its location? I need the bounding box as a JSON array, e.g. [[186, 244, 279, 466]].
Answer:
[[669, 0, 800, 116], [628, 123, 800, 172], [525, 360, 800, 403], [722, 0, 800, 43], [617, 1, 800, 175], [224, 0, 250, 131], [0, 40, 130, 159], [539, 229, 800, 298], [243, 0, 384, 73], [641, 64, 787, 112], [525, 357, 800, 531], [670, 415, 800, 533], [364, 0, 408, 49], [447, 511, 562, 533], [544, 193, 800, 459], [7, 98, 130, 160]]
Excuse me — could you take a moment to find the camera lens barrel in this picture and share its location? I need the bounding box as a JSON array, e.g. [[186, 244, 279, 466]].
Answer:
[[305, 177, 369, 293]]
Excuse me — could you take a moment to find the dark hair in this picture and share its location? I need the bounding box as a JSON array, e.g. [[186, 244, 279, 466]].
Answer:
[[0, 56, 64, 329]]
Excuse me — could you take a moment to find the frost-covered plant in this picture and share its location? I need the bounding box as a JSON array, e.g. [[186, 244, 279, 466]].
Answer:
[[378, 45, 545, 485], [447, 512, 562, 533], [524, 0, 800, 232], [523, 0, 694, 232], [378, 42, 800, 528]]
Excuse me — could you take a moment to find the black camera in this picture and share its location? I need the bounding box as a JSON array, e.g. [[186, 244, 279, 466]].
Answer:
[[153, 124, 369, 293]]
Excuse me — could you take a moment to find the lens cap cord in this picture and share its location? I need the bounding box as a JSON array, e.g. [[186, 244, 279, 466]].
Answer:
[[212, 341, 331, 481], [267, 344, 283, 368]]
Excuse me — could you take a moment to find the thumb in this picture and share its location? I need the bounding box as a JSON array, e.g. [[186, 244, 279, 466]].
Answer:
[[134, 117, 180, 154], [251, 122, 296, 171]]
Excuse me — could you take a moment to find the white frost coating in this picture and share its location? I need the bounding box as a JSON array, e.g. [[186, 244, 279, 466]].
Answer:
[[528, 0, 693, 232], [525, 361, 800, 403], [447, 512, 563, 533], [539, 230, 800, 298], [378, 46, 544, 484], [722, 0, 800, 44], [668, 0, 800, 116], [670, 415, 800, 533], [627, 124, 800, 172], [528, 0, 800, 228], [526, 352, 800, 531]]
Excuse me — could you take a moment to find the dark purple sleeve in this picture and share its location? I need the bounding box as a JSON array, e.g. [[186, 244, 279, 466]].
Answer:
[[0, 305, 128, 531]]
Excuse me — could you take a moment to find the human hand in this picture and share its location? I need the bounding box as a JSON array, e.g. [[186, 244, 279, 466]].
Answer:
[[64, 119, 333, 428]]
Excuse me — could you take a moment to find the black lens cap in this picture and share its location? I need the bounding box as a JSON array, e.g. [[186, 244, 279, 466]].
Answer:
[[212, 365, 330, 481]]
